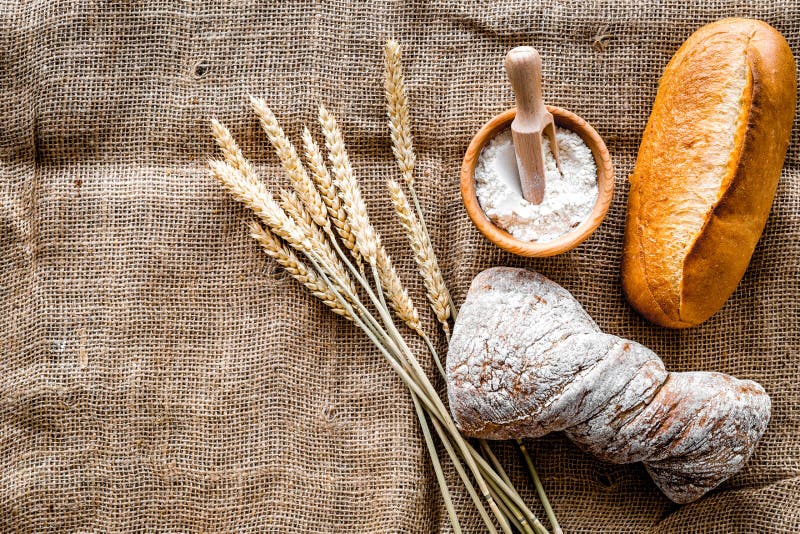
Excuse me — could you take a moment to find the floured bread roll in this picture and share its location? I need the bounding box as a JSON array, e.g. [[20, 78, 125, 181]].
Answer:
[[447, 267, 770, 503]]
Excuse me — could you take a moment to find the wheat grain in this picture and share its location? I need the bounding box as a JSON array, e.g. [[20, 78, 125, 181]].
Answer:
[[279, 189, 314, 227], [301, 126, 362, 267], [318, 104, 377, 264], [388, 179, 451, 333], [384, 40, 416, 184], [250, 96, 331, 233], [248, 220, 349, 319]]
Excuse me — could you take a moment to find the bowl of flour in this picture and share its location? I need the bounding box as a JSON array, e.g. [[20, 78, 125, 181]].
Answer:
[[461, 107, 614, 257]]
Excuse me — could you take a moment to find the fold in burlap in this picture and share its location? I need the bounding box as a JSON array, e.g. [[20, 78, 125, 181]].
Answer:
[[1, 1, 798, 532]]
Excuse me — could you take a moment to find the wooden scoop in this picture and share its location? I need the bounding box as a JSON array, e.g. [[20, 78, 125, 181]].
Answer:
[[504, 46, 560, 205]]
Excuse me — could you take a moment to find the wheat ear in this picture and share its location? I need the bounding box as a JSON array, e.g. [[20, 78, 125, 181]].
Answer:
[[278, 188, 358, 298], [384, 40, 458, 324], [249, 96, 331, 234], [318, 104, 377, 263], [208, 121, 296, 242], [384, 40, 416, 184], [207, 159, 307, 244], [208, 159, 359, 301], [318, 104, 422, 334], [249, 221, 349, 319], [301, 126, 362, 268], [210, 118, 255, 177], [375, 245, 423, 334], [388, 179, 451, 334]]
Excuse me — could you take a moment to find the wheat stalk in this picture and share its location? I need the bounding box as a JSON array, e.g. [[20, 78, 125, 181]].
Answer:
[[388, 179, 451, 334], [301, 127, 362, 268], [250, 96, 332, 233], [385, 43, 555, 530], [249, 221, 349, 319], [384, 39, 458, 325], [208, 90, 556, 534], [384, 40, 416, 184], [388, 48, 560, 532]]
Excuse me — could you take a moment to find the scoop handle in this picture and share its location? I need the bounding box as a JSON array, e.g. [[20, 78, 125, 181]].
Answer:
[[505, 46, 549, 204], [504, 47, 547, 126]]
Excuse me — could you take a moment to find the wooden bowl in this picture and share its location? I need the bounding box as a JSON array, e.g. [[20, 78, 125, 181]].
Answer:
[[461, 107, 614, 257]]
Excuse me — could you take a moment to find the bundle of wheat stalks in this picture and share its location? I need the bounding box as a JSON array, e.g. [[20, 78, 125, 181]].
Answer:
[[207, 40, 560, 534]]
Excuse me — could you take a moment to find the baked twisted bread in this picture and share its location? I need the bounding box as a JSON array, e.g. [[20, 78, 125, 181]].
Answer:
[[447, 267, 770, 503]]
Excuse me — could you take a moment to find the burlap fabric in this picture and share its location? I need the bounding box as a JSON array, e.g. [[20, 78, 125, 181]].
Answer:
[[1, 1, 798, 532]]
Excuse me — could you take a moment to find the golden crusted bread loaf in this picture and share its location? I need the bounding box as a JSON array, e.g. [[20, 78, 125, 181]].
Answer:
[[622, 19, 796, 328]]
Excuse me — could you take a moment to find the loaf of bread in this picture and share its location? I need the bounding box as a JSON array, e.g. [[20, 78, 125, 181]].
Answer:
[[447, 267, 770, 503], [622, 19, 796, 328]]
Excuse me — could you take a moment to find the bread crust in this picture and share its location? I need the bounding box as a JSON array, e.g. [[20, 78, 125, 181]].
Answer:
[[622, 19, 796, 328]]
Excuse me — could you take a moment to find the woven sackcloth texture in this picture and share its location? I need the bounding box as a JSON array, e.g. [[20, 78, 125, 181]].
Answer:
[[1, 1, 798, 532]]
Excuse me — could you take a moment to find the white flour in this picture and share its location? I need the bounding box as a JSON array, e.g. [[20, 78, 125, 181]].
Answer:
[[474, 127, 598, 242]]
